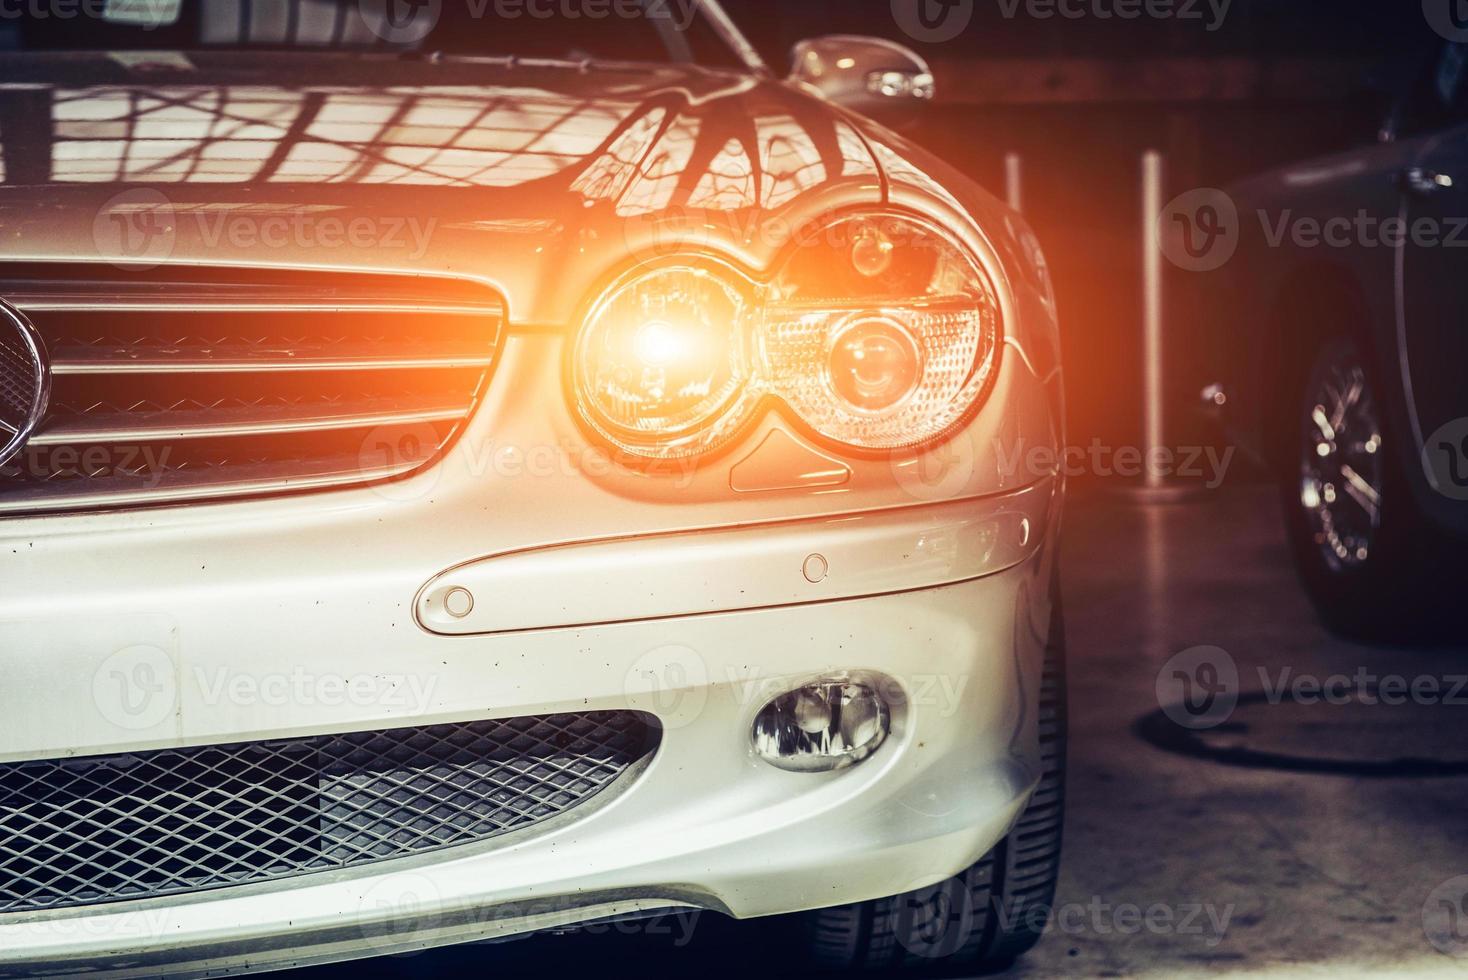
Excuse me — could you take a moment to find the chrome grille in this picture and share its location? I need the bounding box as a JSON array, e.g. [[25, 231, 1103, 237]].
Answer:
[[0, 711, 656, 914], [0, 333, 36, 425], [0, 266, 501, 513]]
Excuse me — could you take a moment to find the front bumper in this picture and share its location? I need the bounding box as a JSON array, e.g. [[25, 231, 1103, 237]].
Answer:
[[0, 471, 1056, 977], [0, 562, 1048, 978]]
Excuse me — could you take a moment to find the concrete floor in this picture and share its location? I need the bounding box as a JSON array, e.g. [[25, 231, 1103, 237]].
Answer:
[[287, 486, 1468, 979]]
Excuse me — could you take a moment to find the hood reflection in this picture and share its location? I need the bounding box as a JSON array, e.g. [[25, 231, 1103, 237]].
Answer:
[[3, 61, 878, 221]]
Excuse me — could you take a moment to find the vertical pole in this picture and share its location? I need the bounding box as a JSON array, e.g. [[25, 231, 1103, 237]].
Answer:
[[1141, 150, 1165, 490], [1005, 152, 1023, 213]]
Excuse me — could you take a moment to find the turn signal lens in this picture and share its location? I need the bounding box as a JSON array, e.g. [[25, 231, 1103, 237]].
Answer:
[[752, 680, 891, 773], [573, 265, 753, 459]]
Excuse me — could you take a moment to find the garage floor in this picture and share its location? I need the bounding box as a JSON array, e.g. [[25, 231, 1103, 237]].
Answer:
[[292, 486, 1468, 979]]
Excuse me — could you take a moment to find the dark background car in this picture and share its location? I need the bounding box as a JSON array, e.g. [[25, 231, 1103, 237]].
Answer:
[[1202, 38, 1468, 639]]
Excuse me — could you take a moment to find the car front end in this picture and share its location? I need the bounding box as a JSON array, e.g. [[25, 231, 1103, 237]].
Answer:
[[0, 6, 1064, 975]]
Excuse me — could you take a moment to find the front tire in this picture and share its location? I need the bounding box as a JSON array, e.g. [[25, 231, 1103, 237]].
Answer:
[[797, 590, 1067, 973]]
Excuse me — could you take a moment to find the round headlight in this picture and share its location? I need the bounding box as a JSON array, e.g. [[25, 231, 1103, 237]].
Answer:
[[761, 214, 1001, 451], [573, 264, 755, 459]]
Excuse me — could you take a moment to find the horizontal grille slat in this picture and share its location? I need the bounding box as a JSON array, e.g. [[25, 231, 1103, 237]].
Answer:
[[0, 447, 429, 514], [0, 712, 657, 913], [30, 396, 467, 445], [48, 351, 497, 375], [0, 266, 502, 514], [14, 298, 500, 316], [2, 276, 503, 316]]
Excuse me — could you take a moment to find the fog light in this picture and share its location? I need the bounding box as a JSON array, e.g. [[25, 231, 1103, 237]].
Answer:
[[752, 680, 890, 772]]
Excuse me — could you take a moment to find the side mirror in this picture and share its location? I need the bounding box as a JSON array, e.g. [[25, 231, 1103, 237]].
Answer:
[[787, 35, 935, 122]]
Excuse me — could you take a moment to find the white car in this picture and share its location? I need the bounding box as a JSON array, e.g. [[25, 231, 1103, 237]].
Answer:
[[0, 1, 1066, 975]]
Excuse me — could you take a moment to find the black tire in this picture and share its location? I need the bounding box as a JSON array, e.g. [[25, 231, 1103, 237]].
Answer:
[[1279, 333, 1443, 642], [797, 590, 1067, 974]]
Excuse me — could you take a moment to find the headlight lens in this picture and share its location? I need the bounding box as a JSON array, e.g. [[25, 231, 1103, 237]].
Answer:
[[573, 265, 754, 459], [761, 214, 1000, 450], [825, 314, 925, 413], [571, 214, 1001, 459]]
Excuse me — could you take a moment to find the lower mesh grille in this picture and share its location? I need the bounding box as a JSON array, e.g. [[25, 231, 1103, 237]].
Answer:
[[0, 712, 655, 914]]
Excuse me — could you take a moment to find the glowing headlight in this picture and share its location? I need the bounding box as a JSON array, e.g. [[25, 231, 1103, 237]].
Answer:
[[571, 214, 1001, 459], [573, 265, 755, 459]]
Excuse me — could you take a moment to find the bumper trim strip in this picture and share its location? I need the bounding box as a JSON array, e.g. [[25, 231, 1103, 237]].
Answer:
[[418, 479, 1054, 635]]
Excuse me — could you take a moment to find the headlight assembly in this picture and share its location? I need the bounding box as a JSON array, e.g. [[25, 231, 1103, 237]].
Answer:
[[571, 213, 1001, 460], [573, 263, 757, 460]]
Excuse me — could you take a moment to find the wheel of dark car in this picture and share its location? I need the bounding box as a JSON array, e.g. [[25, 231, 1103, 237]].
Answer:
[[1280, 335, 1441, 640], [794, 589, 1067, 973]]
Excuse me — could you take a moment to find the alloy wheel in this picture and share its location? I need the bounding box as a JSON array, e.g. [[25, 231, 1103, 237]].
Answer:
[[1298, 341, 1384, 574]]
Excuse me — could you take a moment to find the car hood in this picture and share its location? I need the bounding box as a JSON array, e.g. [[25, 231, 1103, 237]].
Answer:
[[0, 51, 888, 324]]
